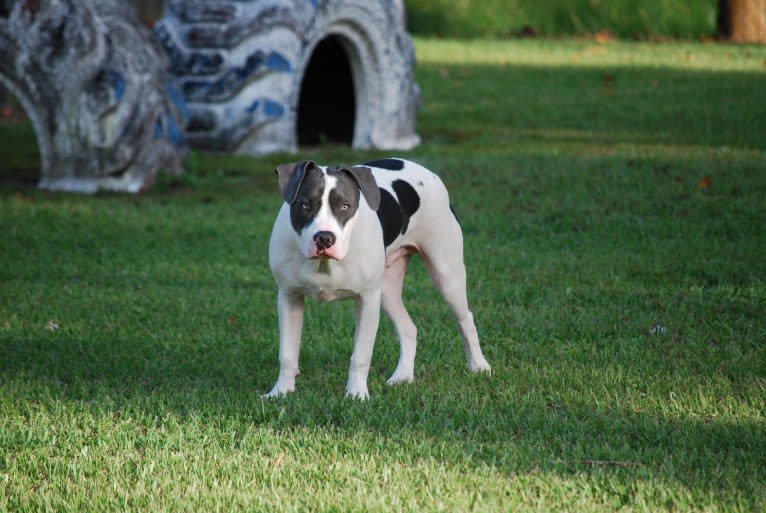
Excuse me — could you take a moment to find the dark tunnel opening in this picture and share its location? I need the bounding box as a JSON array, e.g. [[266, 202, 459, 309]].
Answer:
[[297, 36, 356, 147]]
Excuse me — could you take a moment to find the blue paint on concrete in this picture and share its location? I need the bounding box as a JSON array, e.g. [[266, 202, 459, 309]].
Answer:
[[189, 52, 224, 74], [183, 49, 291, 102], [266, 51, 291, 72], [154, 112, 185, 147], [263, 99, 285, 118], [165, 113, 184, 146], [165, 80, 189, 124], [156, 23, 224, 76], [105, 70, 125, 102], [240, 98, 284, 130]]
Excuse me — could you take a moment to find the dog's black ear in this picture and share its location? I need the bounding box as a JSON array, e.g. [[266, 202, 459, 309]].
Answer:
[[276, 160, 315, 205], [338, 165, 380, 211]]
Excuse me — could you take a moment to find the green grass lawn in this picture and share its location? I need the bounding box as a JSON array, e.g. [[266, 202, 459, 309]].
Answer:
[[2, 39, 765, 512]]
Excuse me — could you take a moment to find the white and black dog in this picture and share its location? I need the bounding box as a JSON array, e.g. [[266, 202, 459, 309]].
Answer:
[[266, 158, 491, 400]]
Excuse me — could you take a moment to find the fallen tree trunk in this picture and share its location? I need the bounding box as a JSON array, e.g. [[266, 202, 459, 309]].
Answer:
[[718, 0, 766, 43]]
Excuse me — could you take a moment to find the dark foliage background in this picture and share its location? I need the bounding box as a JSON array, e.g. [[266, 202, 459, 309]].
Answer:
[[404, 0, 717, 39]]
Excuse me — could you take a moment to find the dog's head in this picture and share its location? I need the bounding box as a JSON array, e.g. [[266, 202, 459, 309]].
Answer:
[[275, 160, 380, 260]]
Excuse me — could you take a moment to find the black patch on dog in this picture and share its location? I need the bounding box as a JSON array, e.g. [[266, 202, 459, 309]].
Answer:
[[364, 158, 405, 171], [392, 180, 420, 233], [289, 166, 325, 233], [326, 169, 360, 227], [376, 180, 421, 247], [392, 180, 420, 214], [377, 189, 404, 247]]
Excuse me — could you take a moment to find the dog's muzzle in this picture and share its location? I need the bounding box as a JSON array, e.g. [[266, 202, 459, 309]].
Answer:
[[313, 231, 336, 252]]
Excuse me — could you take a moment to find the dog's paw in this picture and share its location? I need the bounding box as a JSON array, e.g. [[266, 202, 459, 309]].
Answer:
[[468, 358, 492, 375], [344, 382, 370, 401], [386, 368, 414, 386], [262, 382, 295, 399]]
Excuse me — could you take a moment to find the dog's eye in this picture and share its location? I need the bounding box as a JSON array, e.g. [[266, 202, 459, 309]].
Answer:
[[301, 202, 312, 211], [340, 204, 350, 212]]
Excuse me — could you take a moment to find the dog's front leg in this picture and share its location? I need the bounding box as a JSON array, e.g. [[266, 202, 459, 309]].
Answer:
[[264, 290, 305, 398], [345, 290, 382, 401]]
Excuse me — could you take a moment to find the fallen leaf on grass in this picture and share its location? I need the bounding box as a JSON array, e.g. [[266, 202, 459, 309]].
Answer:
[[12, 192, 35, 202], [514, 25, 537, 38], [699, 176, 712, 189], [273, 452, 286, 467], [594, 30, 614, 44], [602, 73, 615, 93]]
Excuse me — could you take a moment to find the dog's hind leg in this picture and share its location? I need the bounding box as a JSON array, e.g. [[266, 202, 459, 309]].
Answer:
[[381, 248, 418, 384], [420, 219, 491, 374]]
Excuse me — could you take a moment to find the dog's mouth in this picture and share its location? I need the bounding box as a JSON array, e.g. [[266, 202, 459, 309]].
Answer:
[[303, 238, 345, 261], [310, 250, 340, 261]]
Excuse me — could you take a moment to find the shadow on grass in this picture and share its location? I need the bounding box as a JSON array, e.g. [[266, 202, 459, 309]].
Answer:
[[1, 325, 764, 508]]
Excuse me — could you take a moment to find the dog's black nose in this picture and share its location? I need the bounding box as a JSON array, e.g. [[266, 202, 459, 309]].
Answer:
[[313, 231, 336, 250]]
